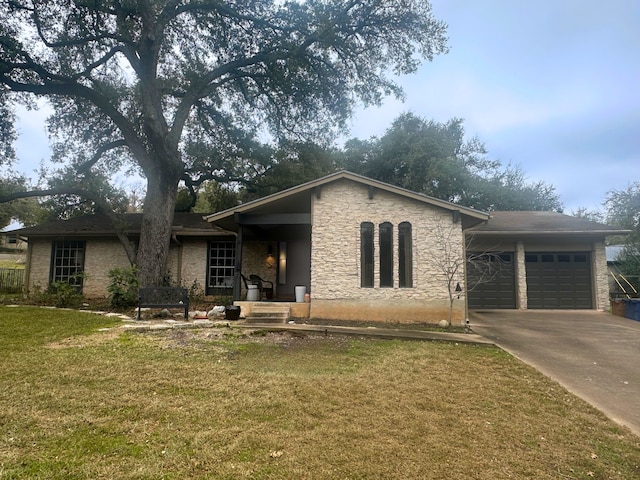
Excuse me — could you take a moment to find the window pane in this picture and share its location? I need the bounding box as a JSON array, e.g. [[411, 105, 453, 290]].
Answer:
[[51, 240, 85, 291], [379, 222, 393, 287], [360, 223, 374, 288], [208, 240, 235, 292], [398, 222, 413, 288]]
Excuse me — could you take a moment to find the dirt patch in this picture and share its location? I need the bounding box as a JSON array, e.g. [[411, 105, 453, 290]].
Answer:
[[45, 328, 122, 349]]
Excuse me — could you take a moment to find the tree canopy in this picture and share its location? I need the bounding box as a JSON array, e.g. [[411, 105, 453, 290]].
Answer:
[[605, 182, 640, 277], [0, 0, 448, 285], [337, 112, 562, 212]]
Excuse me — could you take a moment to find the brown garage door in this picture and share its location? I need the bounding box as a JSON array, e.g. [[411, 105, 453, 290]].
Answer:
[[467, 253, 516, 309], [525, 252, 592, 309]]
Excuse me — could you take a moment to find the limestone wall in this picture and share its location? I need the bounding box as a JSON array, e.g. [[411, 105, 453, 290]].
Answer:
[[309, 179, 465, 323], [592, 240, 609, 311]]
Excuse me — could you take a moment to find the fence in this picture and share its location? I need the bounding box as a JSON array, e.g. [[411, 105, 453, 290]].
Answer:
[[0, 268, 25, 294]]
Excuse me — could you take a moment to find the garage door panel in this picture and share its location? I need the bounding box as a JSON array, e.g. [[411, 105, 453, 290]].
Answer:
[[467, 253, 516, 309], [526, 252, 592, 309]]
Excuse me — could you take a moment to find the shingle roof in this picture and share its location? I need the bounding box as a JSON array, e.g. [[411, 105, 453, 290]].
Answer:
[[14, 212, 230, 237], [467, 211, 631, 235]]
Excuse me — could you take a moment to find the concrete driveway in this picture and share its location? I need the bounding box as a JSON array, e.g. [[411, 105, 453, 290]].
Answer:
[[470, 310, 640, 437]]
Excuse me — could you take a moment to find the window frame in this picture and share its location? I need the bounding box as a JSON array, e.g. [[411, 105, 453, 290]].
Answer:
[[379, 222, 393, 288], [206, 239, 236, 295], [50, 240, 85, 291], [398, 221, 413, 288], [360, 222, 374, 288]]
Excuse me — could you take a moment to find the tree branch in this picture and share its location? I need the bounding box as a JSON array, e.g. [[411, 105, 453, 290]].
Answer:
[[0, 188, 137, 265]]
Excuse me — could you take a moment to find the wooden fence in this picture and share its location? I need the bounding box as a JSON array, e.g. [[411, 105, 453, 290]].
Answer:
[[0, 268, 25, 294]]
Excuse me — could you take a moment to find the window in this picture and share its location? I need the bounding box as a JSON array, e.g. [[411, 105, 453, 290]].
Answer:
[[360, 222, 374, 288], [51, 240, 85, 291], [398, 222, 413, 288], [207, 240, 235, 294], [379, 222, 393, 287]]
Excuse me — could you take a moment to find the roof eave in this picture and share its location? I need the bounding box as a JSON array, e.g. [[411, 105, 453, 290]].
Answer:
[[205, 171, 490, 223]]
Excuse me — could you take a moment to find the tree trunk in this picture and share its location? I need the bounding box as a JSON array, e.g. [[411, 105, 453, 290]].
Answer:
[[136, 172, 179, 287]]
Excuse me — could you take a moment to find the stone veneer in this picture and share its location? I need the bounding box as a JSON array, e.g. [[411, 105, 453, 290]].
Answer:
[[593, 240, 609, 311], [309, 179, 465, 324]]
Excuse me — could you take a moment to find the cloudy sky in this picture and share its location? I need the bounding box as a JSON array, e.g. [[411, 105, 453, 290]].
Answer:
[[11, 0, 640, 214], [347, 0, 640, 212]]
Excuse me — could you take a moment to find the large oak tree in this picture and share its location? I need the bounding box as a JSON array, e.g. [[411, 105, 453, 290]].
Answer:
[[0, 0, 447, 286]]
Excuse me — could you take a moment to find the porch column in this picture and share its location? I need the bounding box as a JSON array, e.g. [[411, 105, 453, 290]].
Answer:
[[233, 225, 243, 301]]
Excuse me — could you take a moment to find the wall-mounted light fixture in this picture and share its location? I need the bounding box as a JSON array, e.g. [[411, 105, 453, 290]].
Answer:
[[455, 282, 462, 299], [266, 244, 275, 268]]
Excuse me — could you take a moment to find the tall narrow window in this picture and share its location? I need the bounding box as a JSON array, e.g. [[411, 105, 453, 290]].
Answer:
[[51, 240, 85, 291], [379, 222, 393, 287], [207, 240, 236, 295], [360, 222, 374, 287], [398, 222, 413, 288]]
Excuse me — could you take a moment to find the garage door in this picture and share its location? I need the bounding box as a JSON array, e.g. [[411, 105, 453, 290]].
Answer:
[[467, 253, 516, 309], [525, 252, 592, 309]]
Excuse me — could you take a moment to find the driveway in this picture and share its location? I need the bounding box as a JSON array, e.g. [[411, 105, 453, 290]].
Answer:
[[470, 310, 640, 437]]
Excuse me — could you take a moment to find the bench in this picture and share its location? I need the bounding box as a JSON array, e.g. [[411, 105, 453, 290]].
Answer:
[[137, 286, 189, 320]]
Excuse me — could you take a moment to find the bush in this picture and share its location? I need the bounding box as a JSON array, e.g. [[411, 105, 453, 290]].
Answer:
[[187, 279, 205, 307], [107, 266, 139, 308], [45, 281, 84, 308]]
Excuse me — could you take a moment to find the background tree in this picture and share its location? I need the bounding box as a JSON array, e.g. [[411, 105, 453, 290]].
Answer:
[[193, 181, 240, 214], [0, 175, 43, 229], [604, 182, 640, 279], [338, 112, 562, 211], [247, 141, 338, 200], [0, 0, 448, 286]]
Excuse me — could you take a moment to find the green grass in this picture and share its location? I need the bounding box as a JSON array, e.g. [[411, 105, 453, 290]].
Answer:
[[0, 306, 639, 479]]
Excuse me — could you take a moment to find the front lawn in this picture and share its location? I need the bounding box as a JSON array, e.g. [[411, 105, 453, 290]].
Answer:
[[0, 306, 638, 479]]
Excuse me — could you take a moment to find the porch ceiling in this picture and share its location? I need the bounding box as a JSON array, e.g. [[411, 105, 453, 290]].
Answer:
[[211, 190, 312, 233]]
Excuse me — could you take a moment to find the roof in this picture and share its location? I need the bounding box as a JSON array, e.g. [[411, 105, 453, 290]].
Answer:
[[205, 170, 490, 225], [13, 212, 231, 238], [466, 211, 631, 236]]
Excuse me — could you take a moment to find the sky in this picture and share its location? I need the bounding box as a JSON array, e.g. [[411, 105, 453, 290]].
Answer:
[[10, 0, 640, 215], [346, 0, 640, 212]]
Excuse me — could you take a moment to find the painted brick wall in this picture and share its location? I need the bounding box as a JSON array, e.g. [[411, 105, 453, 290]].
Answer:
[[83, 239, 131, 297], [309, 179, 465, 323], [27, 237, 210, 298], [177, 240, 207, 290], [26, 240, 52, 293]]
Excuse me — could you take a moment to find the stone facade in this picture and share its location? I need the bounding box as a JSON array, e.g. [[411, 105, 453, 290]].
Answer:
[[309, 179, 465, 323], [592, 240, 609, 311]]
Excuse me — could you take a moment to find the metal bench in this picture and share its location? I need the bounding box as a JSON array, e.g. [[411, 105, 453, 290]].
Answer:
[[137, 286, 189, 320]]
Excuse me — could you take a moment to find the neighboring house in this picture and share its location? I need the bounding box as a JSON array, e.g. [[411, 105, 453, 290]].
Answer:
[[13, 171, 629, 324], [0, 229, 27, 252]]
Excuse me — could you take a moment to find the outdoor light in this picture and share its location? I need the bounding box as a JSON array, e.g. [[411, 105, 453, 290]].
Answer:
[[455, 282, 462, 298], [266, 244, 275, 268]]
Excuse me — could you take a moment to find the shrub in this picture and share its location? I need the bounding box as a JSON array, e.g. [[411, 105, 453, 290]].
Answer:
[[107, 266, 139, 308], [187, 279, 205, 307], [45, 281, 84, 308]]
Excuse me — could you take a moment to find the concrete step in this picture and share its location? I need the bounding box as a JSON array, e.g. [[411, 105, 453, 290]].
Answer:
[[244, 304, 290, 324], [244, 316, 289, 324]]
